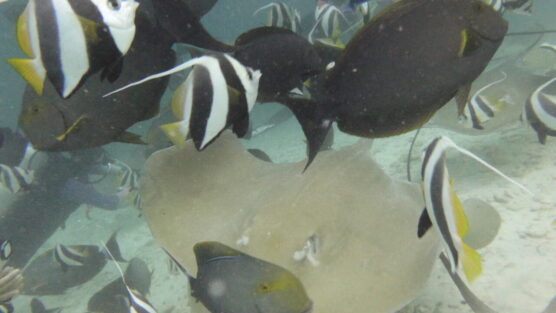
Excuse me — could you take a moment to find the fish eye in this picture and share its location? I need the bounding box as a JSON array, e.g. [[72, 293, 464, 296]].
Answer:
[[107, 0, 121, 10], [259, 283, 270, 291]]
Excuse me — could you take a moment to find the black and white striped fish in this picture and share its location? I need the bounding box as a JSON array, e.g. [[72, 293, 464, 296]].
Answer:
[[0, 303, 14, 313], [0, 164, 34, 194], [460, 72, 507, 130], [418, 137, 531, 282], [253, 2, 301, 33], [118, 164, 139, 192], [309, 2, 348, 43], [103, 243, 157, 313], [0, 240, 12, 261], [8, 0, 139, 98], [523, 77, 556, 144], [54, 244, 86, 271], [105, 54, 261, 151]]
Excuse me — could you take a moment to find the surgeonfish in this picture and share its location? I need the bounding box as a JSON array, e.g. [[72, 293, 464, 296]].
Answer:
[[417, 136, 532, 282], [283, 0, 508, 170], [460, 72, 508, 130], [0, 240, 12, 261], [0, 164, 34, 194], [232, 27, 324, 102], [87, 258, 152, 313], [166, 241, 313, 313], [8, 0, 140, 98], [103, 245, 157, 313], [0, 303, 13, 313], [253, 2, 302, 33], [30, 298, 62, 313], [22, 231, 126, 295], [309, 2, 348, 44], [106, 54, 261, 150], [522, 77, 556, 144]]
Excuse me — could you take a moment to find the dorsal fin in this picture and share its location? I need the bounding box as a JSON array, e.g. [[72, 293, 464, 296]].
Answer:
[[235, 26, 296, 47]]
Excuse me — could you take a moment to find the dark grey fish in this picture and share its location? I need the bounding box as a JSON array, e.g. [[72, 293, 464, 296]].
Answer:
[[21, 232, 125, 295], [0, 241, 12, 261], [282, 0, 508, 169], [30, 298, 61, 313], [87, 258, 152, 313], [167, 241, 313, 313]]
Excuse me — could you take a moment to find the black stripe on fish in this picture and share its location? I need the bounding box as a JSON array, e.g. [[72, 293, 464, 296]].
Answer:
[[476, 96, 495, 118], [0, 240, 12, 260], [127, 288, 157, 313], [467, 98, 483, 130], [189, 64, 214, 150], [420, 137, 441, 180], [429, 154, 459, 270], [524, 77, 556, 144], [36, 0, 65, 95]]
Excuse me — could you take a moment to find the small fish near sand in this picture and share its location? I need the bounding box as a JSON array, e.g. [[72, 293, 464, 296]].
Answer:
[[418, 136, 531, 282], [8, 0, 140, 98], [0, 164, 34, 194], [522, 77, 556, 144], [105, 53, 261, 151], [253, 2, 302, 33], [21, 232, 126, 295], [103, 246, 157, 313], [166, 241, 313, 313], [460, 72, 508, 130], [282, 0, 508, 169]]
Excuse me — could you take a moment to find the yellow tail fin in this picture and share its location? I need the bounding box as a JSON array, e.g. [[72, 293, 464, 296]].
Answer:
[[462, 242, 482, 282], [7, 58, 45, 95], [160, 121, 188, 147], [450, 179, 469, 238]]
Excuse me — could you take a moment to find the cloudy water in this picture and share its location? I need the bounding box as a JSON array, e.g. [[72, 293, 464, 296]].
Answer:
[[0, 0, 555, 313]]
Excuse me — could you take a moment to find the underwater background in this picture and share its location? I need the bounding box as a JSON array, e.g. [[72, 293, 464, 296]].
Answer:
[[0, 0, 555, 313]]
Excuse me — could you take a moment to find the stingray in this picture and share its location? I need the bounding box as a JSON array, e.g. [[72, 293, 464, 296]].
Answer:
[[141, 131, 441, 313]]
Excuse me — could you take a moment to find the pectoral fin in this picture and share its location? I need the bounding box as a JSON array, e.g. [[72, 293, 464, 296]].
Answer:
[[417, 208, 432, 238]]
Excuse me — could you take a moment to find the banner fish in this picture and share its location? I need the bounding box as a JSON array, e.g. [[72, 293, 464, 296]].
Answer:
[[283, 0, 508, 169], [8, 0, 140, 98], [106, 54, 261, 150], [22, 232, 125, 295], [523, 77, 556, 144], [253, 2, 301, 33], [460, 72, 508, 130], [0, 164, 34, 194], [418, 136, 531, 282], [103, 246, 157, 313], [166, 242, 313, 313], [308, 2, 348, 44]]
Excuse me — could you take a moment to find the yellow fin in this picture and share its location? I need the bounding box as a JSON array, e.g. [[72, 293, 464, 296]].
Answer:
[[160, 121, 188, 146], [77, 16, 100, 44], [450, 179, 469, 238], [56, 116, 87, 141], [16, 6, 34, 58], [171, 82, 188, 119], [461, 242, 482, 282], [7, 58, 45, 95]]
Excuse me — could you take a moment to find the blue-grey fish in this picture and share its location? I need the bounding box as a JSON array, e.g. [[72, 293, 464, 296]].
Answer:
[[53, 244, 87, 272], [167, 241, 313, 313], [8, 0, 140, 98], [522, 77, 556, 144]]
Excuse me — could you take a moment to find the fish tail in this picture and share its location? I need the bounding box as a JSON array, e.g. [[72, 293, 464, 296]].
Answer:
[[461, 242, 482, 282], [7, 58, 45, 95], [279, 98, 333, 171], [160, 121, 189, 146]]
